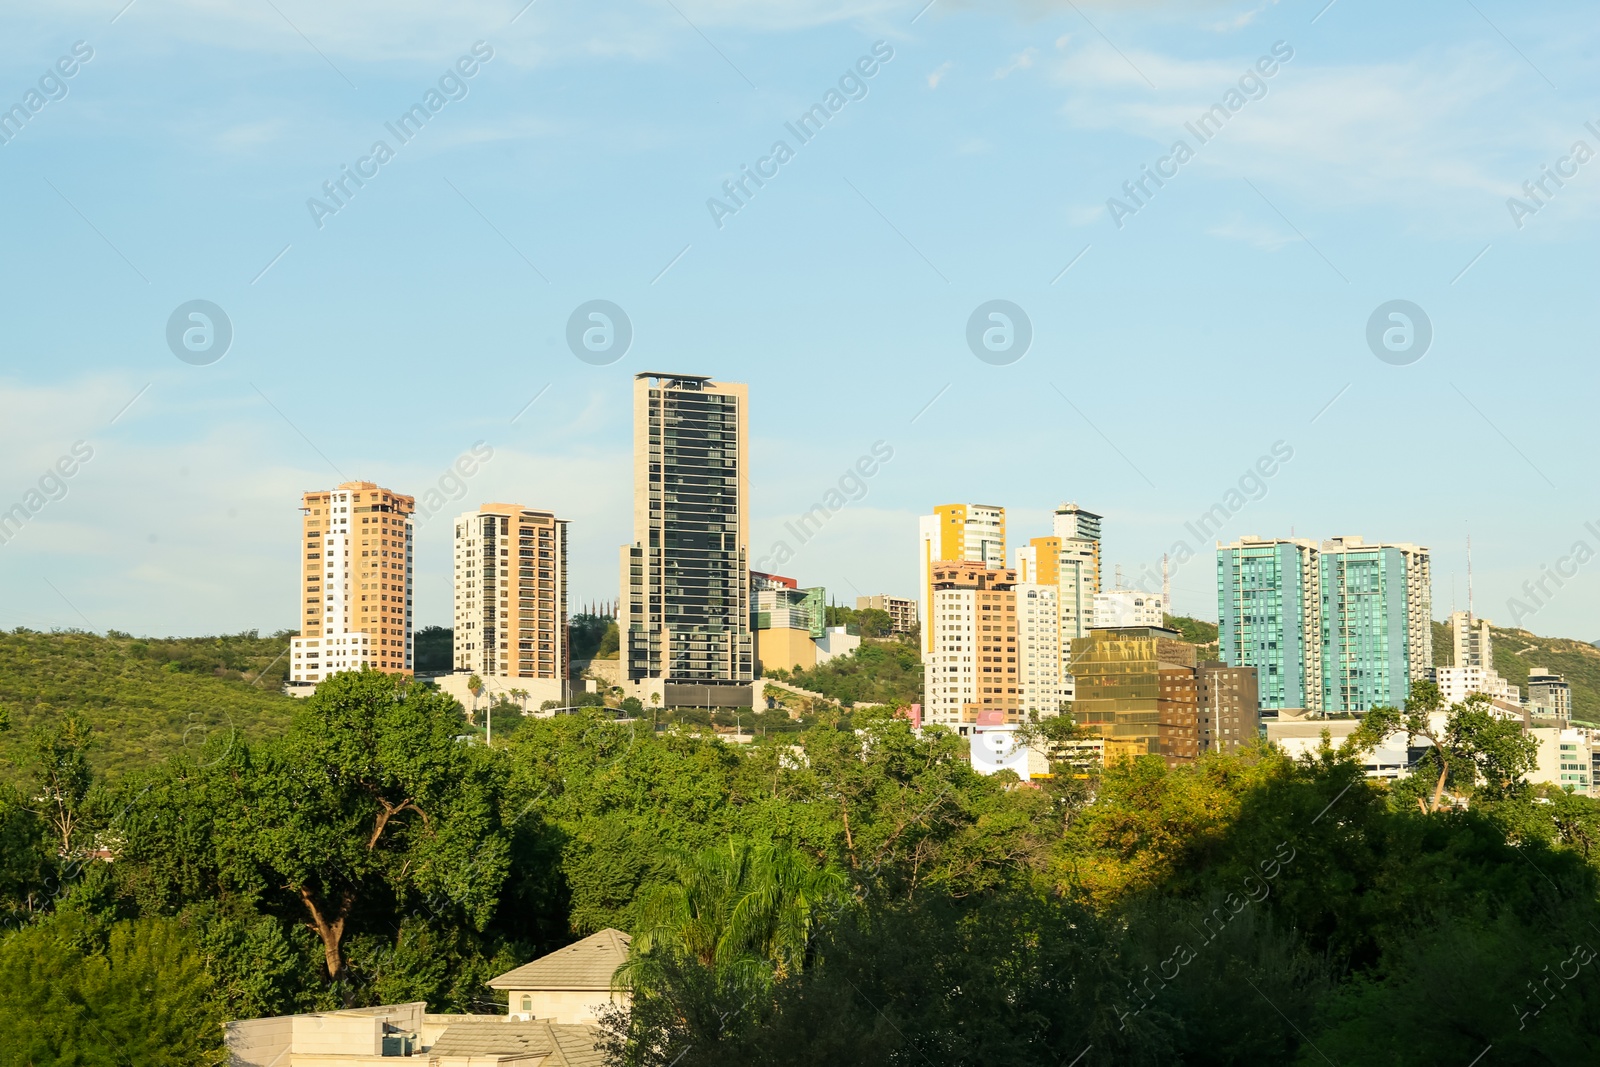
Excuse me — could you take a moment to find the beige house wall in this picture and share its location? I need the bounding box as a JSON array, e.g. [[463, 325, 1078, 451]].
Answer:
[[755, 627, 816, 674], [504, 987, 629, 1026]]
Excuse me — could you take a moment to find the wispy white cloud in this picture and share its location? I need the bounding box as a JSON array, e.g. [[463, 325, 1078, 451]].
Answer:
[[927, 60, 954, 89], [1050, 37, 1584, 232], [994, 46, 1037, 79], [1205, 214, 1295, 250]]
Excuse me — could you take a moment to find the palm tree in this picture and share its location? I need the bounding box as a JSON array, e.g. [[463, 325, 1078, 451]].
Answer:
[[622, 838, 844, 993]]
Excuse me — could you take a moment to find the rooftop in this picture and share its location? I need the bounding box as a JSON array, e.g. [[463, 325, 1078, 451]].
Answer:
[[488, 928, 631, 992]]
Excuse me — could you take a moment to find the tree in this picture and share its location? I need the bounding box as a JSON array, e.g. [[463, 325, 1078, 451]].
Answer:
[[0, 912, 225, 1065], [1345, 683, 1537, 812], [628, 838, 844, 981], [854, 608, 893, 638], [24, 714, 94, 857], [242, 670, 509, 981]]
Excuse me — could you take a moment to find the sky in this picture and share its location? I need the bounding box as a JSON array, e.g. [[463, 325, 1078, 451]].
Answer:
[[1, 0, 1597, 641]]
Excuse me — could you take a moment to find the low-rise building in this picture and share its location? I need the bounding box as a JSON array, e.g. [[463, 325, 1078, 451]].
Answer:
[[1530, 727, 1597, 796], [1091, 589, 1166, 629], [814, 625, 861, 665], [489, 928, 631, 1026], [1430, 665, 1520, 707], [1265, 719, 1411, 779], [225, 931, 628, 1065], [969, 712, 1051, 781]]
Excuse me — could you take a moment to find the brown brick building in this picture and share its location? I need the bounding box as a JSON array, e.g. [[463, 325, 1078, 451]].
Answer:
[[1198, 662, 1261, 755]]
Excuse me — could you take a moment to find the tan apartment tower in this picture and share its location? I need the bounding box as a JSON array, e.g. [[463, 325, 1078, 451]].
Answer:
[[922, 560, 1019, 731], [620, 372, 753, 706], [290, 481, 415, 683], [453, 504, 569, 707]]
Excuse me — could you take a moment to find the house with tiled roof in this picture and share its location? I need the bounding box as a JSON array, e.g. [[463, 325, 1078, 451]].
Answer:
[[224, 930, 630, 1064], [488, 928, 632, 1025]]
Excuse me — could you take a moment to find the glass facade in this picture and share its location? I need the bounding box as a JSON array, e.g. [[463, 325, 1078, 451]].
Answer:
[[626, 376, 752, 685], [1070, 627, 1197, 764], [1218, 537, 1430, 716], [1217, 540, 1317, 712], [1319, 546, 1409, 714]]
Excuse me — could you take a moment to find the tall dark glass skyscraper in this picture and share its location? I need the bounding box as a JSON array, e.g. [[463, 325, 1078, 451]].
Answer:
[[620, 372, 752, 705]]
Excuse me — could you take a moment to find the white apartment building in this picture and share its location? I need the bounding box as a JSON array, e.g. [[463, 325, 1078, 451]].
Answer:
[[1432, 665, 1520, 707], [1051, 503, 1101, 649], [291, 481, 415, 684], [454, 503, 568, 708], [1092, 589, 1166, 629], [1017, 582, 1062, 716]]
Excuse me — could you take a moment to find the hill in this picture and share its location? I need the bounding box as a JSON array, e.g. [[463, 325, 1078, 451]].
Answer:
[[1165, 614, 1219, 655], [1431, 619, 1600, 725], [767, 637, 922, 707], [0, 629, 299, 783]]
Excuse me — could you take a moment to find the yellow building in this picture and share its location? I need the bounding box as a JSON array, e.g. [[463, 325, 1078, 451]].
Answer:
[[291, 481, 414, 683], [917, 503, 1005, 656]]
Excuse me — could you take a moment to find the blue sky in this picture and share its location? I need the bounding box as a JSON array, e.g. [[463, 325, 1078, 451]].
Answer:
[[1, 0, 1597, 641]]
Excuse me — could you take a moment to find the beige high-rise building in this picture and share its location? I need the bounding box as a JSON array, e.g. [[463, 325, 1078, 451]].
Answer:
[[620, 372, 753, 706], [453, 504, 568, 705], [1449, 610, 1493, 670], [923, 561, 1019, 731], [290, 481, 415, 684], [917, 503, 1005, 657]]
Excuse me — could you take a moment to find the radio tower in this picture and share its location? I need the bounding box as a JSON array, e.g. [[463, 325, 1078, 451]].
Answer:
[[1162, 553, 1170, 608], [1467, 534, 1474, 622]]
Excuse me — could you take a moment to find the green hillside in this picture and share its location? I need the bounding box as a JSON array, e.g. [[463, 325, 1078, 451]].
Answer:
[[1165, 614, 1219, 655], [0, 629, 299, 783], [767, 637, 922, 706], [1431, 619, 1600, 725]]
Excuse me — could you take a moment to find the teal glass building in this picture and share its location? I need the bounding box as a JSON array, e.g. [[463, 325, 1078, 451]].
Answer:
[[1218, 536, 1431, 715]]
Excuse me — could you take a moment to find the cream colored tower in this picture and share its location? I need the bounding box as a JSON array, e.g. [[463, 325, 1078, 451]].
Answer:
[[453, 504, 568, 704], [291, 481, 415, 683], [1013, 544, 1062, 716]]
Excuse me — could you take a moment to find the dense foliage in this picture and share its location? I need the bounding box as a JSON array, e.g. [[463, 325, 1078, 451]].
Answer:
[[414, 625, 453, 672], [570, 613, 620, 661], [2, 641, 1599, 1064]]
